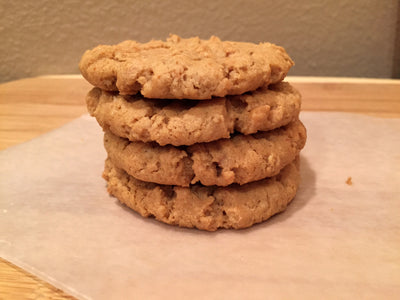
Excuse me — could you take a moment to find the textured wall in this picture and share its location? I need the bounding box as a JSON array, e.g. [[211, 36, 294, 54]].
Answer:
[[0, 0, 399, 83]]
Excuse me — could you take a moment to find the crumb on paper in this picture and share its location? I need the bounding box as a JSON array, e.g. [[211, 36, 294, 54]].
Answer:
[[346, 177, 353, 186]]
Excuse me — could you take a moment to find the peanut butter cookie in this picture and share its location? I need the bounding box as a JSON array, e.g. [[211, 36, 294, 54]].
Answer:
[[104, 120, 306, 186], [103, 157, 300, 231], [87, 82, 301, 146], [80, 35, 294, 99]]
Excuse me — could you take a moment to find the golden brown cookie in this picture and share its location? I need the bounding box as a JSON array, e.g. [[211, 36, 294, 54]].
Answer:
[[79, 35, 294, 99], [87, 82, 301, 146], [103, 157, 300, 231], [104, 120, 306, 187]]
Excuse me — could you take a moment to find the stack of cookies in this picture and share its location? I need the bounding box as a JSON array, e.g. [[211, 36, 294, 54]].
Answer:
[[79, 35, 306, 231]]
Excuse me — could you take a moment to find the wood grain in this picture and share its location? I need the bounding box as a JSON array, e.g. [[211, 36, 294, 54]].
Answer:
[[0, 75, 399, 299], [0, 76, 91, 150], [0, 258, 76, 300]]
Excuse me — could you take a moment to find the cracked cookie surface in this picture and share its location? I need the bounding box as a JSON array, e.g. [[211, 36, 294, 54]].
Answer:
[[103, 157, 300, 231], [104, 120, 306, 187], [79, 34, 294, 99], [87, 82, 301, 146]]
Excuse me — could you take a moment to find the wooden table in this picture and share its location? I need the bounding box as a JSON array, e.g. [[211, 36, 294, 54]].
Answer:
[[0, 75, 399, 299]]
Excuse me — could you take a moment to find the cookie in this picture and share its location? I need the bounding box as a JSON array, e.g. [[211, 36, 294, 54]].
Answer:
[[103, 157, 300, 231], [79, 34, 294, 99], [87, 82, 301, 146], [104, 120, 306, 187]]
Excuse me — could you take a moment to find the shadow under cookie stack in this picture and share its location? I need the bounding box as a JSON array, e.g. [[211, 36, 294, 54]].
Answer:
[[79, 35, 307, 231]]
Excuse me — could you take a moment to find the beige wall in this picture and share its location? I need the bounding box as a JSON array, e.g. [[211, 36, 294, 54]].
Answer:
[[1, 0, 399, 83]]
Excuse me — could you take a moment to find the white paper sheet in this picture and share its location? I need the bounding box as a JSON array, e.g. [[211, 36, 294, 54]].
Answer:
[[1, 112, 399, 299]]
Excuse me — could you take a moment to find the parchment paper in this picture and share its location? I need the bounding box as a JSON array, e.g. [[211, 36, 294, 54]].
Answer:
[[1, 112, 399, 299]]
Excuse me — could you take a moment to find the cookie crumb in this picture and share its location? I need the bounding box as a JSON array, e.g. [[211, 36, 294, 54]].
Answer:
[[346, 177, 353, 185]]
